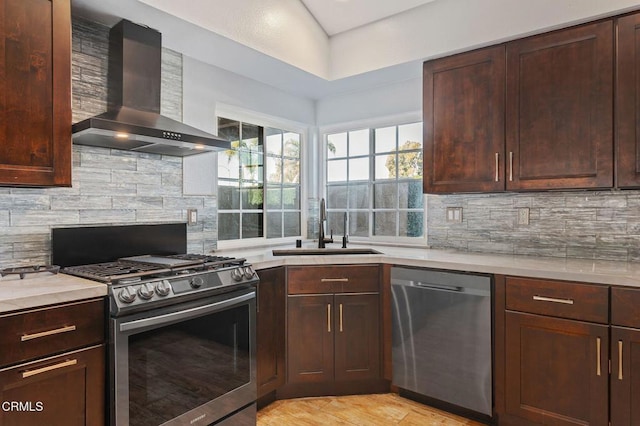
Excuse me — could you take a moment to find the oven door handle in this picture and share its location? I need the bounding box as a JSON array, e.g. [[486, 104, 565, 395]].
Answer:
[[119, 292, 255, 333]]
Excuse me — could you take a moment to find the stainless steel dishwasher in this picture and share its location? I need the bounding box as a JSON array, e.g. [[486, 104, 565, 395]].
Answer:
[[391, 267, 492, 417]]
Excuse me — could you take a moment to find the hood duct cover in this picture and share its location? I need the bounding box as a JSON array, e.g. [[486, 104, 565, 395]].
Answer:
[[72, 19, 229, 156]]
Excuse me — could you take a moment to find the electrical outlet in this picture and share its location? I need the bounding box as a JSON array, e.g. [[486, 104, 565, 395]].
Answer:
[[446, 207, 463, 223], [517, 207, 530, 225], [187, 209, 198, 225]]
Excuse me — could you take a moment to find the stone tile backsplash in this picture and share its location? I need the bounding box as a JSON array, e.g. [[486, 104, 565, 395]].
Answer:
[[427, 190, 640, 262]]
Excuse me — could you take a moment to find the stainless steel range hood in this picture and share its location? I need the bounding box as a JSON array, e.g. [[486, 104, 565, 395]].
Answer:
[[72, 19, 229, 156]]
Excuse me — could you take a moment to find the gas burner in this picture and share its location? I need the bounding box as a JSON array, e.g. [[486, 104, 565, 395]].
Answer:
[[1, 265, 60, 279]]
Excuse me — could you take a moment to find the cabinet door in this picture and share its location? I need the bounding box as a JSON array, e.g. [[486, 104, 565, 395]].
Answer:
[[505, 312, 608, 425], [616, 13, 640, 188], [611, 326, 640, 426], [334, 293, 380, 382], [423, 45, 505, 193], [506, 21, 613, 190], [287, 294, 334, 384], [256, 267, 286, 398], [0, 345, 105, 426], [0, 0, 71, 186]]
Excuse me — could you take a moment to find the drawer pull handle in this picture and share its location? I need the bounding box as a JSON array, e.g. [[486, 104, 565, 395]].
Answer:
[[21, 325, 77, 342], [495, 152, 500, 182], [321, 278, 349, 282], [596, 337, 601, 376], [532, 295, 574, 305], [619, 340, 623, 380], [327, 304, 331, 332], [22, 359, 77, 379], [339, 304, 344, 332]]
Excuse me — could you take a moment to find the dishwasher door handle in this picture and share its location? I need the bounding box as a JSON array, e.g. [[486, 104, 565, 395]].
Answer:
[[414, 282, 464, 292]]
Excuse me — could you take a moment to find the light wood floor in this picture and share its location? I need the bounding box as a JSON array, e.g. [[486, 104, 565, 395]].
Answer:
[[257, 393, 486, 425]]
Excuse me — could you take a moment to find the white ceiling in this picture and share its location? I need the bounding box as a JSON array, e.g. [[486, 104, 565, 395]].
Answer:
[[300, 0, 436, 36]]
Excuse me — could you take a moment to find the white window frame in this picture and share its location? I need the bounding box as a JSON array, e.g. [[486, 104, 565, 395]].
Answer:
[[320, 112, 427, 246], [215, 104, 308, 249]]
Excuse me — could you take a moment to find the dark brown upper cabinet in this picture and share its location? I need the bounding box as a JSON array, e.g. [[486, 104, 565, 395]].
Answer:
[[616, 12, 640, 188], [505, 20, 614, 191], [0, 0, 72, 186], [423, 45, 506, 193]]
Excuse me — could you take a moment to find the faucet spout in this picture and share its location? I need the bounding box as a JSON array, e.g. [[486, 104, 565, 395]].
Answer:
[[318, 198, 333, 248]]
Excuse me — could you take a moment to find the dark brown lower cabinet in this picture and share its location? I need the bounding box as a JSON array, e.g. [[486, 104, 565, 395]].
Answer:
[[0, 344, 105, 426], [285, 292, 381, 396], [256, 267, 286, 398], [611, 327, 640, 425], [504, 312, 608, 425]]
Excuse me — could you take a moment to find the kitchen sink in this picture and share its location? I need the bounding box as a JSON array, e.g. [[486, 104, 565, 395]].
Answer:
[[272, 248, 382, 256]]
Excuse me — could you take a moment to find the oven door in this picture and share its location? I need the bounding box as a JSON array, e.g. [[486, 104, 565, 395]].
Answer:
[[110, 287, 256, 426]]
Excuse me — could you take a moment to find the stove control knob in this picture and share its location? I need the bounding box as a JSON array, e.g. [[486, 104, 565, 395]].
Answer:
[[243, 266, 255, 279], [118, 286, 137, 304], [138, 283, 155, 300], [190, 276, 204, 289], [230, 268, 244, 282], [155, 281, 171, 297]]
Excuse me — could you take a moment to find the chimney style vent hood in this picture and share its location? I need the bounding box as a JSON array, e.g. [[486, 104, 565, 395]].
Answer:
[[72, 20, 229, 156]]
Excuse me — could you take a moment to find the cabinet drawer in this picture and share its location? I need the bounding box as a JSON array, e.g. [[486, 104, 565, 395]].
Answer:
[[612, 286, 640, 328], [0, 299, 105, 367], [505, 277, 608, 323], [288, 265, 379, 294]]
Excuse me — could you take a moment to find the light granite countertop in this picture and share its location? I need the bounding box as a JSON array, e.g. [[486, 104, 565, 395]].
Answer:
[[0, 271, 107, 314], [217, 243, 640, 288], [2, 244, 639, 314]]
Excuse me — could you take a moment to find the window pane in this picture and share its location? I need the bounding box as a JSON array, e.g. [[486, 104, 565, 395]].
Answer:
[[399, 211, 424, 237], [374, 182, 397, 209], [327, 159, 347, 182], [328, 211, 346, 236], [242, 213, 263, 238], [327, 185, 348, 209], [266, 186, 281, 209], [218, 213, 239, 240], [374, 154, 396, 180], [241, 187, 264, 210], [399, 181, 424, 209], [218, 118, 239, 142], [327, 133, 347, 158], [266, 156, 282, 183], [349, 129, 369, 156], [218, 181, 240, 210], [265, 128, 282, 155], [240, 153, 263, 183], [283, 159, 299, 184], [349, 211, 369, 237], [241, 123, 261, 151], [374, 211, 397, 236], [375, 126, 396, 153], [348, 158, 369, 181], [397, 152, 423, 179], [267, 212, 282, 238], [282, 186, 299, 209], [349, 184, 368, 209], [283, 212, 301, 237], [218, 151, 240, 180], [398, 122, 422, 150], [284, 133, 300, 158]]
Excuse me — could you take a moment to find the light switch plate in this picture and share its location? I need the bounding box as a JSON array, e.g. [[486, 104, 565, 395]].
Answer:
[[517, 207, 529, 225], [446, 207, 463, 223], [187, 208, 198, 225]]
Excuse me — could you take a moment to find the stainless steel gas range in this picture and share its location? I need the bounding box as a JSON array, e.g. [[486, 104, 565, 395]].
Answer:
[[52, 224, 258, 426]]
